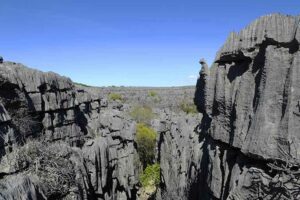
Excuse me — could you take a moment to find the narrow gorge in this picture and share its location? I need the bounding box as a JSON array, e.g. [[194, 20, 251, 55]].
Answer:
[[0, 13, 300, 200]]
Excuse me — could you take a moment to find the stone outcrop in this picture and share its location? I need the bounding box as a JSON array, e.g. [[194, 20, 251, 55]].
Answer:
[[153, 112, 203, 200], [193, 14, 300, 199], [197, 14, 300, 160], [0, 62, 141, 199], [0, 61, 99, 154], [78, 105, 139, 199]]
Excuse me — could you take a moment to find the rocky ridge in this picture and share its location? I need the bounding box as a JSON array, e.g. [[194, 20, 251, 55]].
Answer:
[[0, 62, 141, 199]]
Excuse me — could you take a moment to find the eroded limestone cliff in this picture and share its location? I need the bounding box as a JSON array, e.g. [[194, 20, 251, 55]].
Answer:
[[193, 13, 300, 199], [0, 62, 140, 199]]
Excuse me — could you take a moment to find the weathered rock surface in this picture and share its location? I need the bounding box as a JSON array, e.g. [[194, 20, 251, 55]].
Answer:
[[78, 106, 139, 199], [197, 14, 300, 161], [0, 62, 142, 199], [193, 13, 300, 199], [153, 112, 203, 200], [0, 60, 195, 199], [0, 61, 99, 156]]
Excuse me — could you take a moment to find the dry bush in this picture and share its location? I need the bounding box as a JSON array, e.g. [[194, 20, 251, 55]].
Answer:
[[14, 140, 76, 199], [266, 145, 300, 199], [249, 143, 300, 200]]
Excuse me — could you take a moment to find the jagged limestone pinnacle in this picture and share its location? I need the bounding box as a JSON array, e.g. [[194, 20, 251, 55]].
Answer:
[[199, 58, 209, 76]]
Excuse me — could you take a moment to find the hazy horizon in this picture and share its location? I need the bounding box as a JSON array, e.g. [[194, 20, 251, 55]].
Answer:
[[1, 0, 299, 87]]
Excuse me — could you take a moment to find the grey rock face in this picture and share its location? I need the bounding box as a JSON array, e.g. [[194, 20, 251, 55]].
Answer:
[[78, 106, 139, 199], [193, 14, 300, 199], [0, 62, 141, 199], [196, 14, 300, 160], [0, 61, 97, 159], [153, 112, 203, 200]]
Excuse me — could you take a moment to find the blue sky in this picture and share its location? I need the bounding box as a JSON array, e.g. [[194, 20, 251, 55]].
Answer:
[[0, 0, 299, 86]]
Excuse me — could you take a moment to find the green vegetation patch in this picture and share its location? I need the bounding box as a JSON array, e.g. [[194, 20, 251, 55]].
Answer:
[[179, 101, 198, 114], [148, 91, 161, 103], [108, 92, 123, 101], [130, 105, 155, 124], [136, 123, 157, 166], [139, 163, 160, 187], [148, 91, 158, 97]]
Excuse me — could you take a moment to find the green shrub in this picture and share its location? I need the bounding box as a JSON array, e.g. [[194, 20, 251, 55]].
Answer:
[[148, 91, 157, 97], [179, 101, 198, 114], [136, 123, 157, 167], [108, 93, 123, 101], [130, 105, 155, 124], [148, 91, 161, 103], [140, 163, 160, 187]]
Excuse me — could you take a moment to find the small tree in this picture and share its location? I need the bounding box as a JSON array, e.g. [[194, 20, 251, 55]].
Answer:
[[136, 123, 157, 167]]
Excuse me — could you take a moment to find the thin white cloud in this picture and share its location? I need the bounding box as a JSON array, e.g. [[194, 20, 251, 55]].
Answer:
[[188, 75, 198, 79]]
